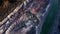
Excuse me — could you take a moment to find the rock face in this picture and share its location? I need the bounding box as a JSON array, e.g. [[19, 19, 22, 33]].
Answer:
[[0, 0, 49, 34], [0, 0, 23, 22]]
